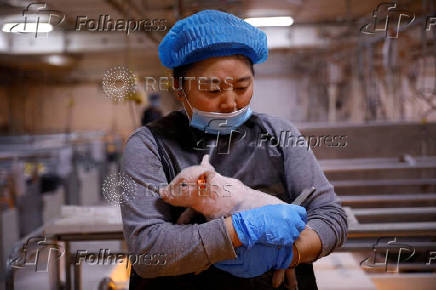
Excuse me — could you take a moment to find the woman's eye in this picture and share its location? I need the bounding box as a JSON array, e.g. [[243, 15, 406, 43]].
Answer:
[[208, 90, 221, 94], [235, 87, 247, 91]]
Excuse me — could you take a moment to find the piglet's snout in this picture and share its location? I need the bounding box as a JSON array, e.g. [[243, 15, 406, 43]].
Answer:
[[158, 185, 170, 200]]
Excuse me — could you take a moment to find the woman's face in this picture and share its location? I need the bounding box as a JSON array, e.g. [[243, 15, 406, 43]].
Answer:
[[176, 55, 254, 119]]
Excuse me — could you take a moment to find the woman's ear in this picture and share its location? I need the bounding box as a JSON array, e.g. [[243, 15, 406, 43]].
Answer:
[[174, 78, 186, 101]]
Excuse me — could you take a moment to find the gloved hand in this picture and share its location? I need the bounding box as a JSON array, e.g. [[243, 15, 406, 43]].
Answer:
[[232, 204, 307, 248], [214, 244, 293, 278]]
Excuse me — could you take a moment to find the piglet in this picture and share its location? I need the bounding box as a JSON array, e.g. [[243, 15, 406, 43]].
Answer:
[[159, 154, 297, 289]]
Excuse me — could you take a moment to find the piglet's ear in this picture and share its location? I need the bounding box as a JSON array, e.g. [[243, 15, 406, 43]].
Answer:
[[200, 154, 216, 172], [204, 169, 216, 183], [200, 154, 210, 166]]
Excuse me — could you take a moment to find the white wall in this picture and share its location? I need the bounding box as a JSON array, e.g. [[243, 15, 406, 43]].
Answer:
[[252, 76, 305, 121]]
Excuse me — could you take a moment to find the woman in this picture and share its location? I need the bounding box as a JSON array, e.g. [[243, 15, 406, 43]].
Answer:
[[120, 9, 348, 290]]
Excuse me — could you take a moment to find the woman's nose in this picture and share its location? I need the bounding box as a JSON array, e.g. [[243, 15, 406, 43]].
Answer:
[[219, 91, 237, 112]]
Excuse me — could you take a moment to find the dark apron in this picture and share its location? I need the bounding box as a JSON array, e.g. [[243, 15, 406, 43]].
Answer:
[[129, 262, 317, 290], [127, 121, 319, 290]]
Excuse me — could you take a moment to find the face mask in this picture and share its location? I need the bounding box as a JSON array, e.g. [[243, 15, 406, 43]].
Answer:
[[182, 96, 252, 135], [150, 99, 160, 107]]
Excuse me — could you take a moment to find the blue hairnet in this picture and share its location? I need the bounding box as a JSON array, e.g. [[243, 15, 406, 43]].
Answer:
[[158, 10, 268, 69]]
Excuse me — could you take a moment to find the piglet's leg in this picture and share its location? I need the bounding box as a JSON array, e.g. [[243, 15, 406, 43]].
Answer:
[[285, 268, 298, 290], [176, 208, 198, 225], [272, 269, 285, 288]]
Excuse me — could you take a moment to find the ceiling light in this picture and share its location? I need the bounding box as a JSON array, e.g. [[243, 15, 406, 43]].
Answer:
[[2, 22, 53, 33], [244, 16, 294, 27], [45, 55, 71, 66]]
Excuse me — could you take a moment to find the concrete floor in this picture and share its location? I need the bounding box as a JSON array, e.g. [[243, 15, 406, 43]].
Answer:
[[7, 250, 436, 290]]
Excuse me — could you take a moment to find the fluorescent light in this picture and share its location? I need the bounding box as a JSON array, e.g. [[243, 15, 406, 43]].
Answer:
[[46, 55, 69, 66], [2, 22, 53, 33], [244, 16, 294, 27]]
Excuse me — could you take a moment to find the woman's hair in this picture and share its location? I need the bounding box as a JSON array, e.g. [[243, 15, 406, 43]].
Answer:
[[172, 54, 255, 81]]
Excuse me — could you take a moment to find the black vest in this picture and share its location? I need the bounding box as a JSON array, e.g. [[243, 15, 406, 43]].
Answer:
[[129, 112, 319, 290]]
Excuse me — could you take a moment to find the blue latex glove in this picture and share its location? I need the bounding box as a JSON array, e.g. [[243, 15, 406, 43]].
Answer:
[[214, 244, 293, 278], [232, 204, 307, 248]]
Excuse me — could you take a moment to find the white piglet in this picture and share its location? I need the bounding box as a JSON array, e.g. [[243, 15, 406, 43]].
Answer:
[[159, 154, 298, 288]]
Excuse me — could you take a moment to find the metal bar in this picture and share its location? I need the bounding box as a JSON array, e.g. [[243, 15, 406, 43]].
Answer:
[[321, 160, 436, 172], [348, 221, 436, 238], [55, 232, 124, 242], [65, 241, 71, 290], [47, 233, 123, 290], [48, 241, 61, 290], [362, 263, 436, 272], [340, 193, 436, 206], [73, 262, 81, 290], [5, 264, 14, 290], [336, 241, 436, 252], [5, 225, 46, 289], [352, 208, 436, 223], [352, 207, 436, 215], [332, 178, 436, 187]]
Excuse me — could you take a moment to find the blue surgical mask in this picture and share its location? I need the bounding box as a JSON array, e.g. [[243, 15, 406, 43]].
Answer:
[[150, 99, 160, 107], [183, 97, 252, 135]]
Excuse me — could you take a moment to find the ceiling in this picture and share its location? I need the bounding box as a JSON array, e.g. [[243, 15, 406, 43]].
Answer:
[[0, 0, 432, 82], [1, 0, 426, 37]]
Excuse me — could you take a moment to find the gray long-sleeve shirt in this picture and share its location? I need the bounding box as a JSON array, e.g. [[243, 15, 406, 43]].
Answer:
[[120, 109, 348, 279]]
